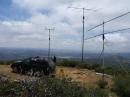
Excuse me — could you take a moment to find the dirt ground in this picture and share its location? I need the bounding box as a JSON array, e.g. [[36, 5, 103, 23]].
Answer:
[[0, 65, 30, 81], [0, 65, 113, 88], [56, 66, 113, 88]]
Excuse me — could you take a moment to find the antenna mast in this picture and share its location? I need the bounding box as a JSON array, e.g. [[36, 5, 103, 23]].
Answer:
[[45, 28, 55, 59], [68, 6, 96, 62], [102, 21, 105, 81], [82, 8, 85, 63], [85, 12, 130, 80]]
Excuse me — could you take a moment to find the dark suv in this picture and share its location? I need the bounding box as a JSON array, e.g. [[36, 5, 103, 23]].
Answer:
[[11, 56, 56, 76]]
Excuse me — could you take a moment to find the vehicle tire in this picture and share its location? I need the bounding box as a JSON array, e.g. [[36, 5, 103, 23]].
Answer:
[[44, 67, 50, 75], [13, 67, 18, 73]]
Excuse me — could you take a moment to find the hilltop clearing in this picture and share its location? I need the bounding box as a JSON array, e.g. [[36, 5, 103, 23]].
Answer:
[[0, 65, 112, 88]]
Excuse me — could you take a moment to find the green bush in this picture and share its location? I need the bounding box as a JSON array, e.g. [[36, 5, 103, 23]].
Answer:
[[59, 59, 80, 67], [0, 81, 22, 96], [0, 76, 85, 97], [58, 60, 101, 70], [95, 67, 104, 73], [58, 60, 130, 76], [113, 75, 130, 97], [85, 88, 109, 97], [0, 75, 109, 97], [97, 80, 108, 89], [91, 64, 101, 70], [0, 61, 14, 65], [76, 63, 91, 69]]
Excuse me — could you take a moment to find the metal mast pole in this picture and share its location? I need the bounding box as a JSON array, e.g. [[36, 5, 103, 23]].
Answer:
[[48, 29, 51, 59], [45, 28, 54, 59], [82, 8, 85, 62], [68, 7, 96, 62], [102, 21, 105, 81], [84, 12, 130, 80]]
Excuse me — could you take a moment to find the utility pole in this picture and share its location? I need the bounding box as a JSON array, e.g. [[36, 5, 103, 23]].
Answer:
[[45, 28, 54, 59], [68, 7, 96, 62]]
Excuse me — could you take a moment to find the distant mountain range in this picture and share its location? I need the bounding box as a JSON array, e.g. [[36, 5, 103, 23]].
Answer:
[[0, 47, 48, 60], [0, 47, 130, 60], [0, 47, 130, 69]]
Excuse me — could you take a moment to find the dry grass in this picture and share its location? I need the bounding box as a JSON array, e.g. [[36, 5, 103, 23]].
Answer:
[[56, 66, 113, 88], [0, 65, 113, 88], [0, 65, 30, 81]]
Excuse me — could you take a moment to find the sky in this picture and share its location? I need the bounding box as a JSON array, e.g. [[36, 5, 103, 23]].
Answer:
[[0, 0, 130, 53]]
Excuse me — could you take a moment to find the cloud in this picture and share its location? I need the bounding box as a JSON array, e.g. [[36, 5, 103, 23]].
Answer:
[[12, 0, 76, 14], [0, 0, 130, 52]]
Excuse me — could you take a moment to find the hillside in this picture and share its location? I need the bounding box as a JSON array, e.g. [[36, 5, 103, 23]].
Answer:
[[0, 65, 112, 88]]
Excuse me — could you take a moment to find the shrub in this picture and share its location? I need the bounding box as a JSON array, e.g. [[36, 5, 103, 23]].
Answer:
[[113, 75, 130, 97], [76, 63, 91, 69], [0, 75, 109, 97], [0, 61, 14, 65], [97, 79, 108, 89], [95, 67, 104, 73], [59, 60, 80, 67], [91, 64, 101, 70], [0, 76, 85, 97], [0, 81, 22, 96], [85, 88, 109, 97]]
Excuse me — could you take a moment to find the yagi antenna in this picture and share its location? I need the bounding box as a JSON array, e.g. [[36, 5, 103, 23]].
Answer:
[[87, 12, 130, 32], [85, 27, 130, 40], [45, 27, 55, 60], [85, 12, 130, 81], [68, 6, 96, 62]]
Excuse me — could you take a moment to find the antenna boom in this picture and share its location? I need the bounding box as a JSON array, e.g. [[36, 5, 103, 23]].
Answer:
[[85, 27, 130, 40], [87, 12, 130, 31]]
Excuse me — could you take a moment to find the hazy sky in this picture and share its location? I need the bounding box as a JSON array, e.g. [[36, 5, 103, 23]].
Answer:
[[0, 0, 130, 53]]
